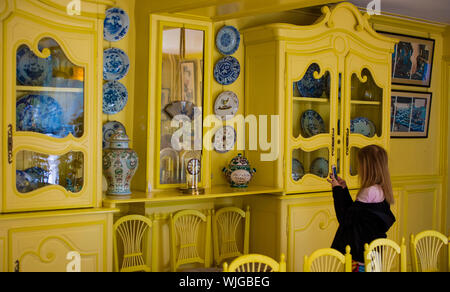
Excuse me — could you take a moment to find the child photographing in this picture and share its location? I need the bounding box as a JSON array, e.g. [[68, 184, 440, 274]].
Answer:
[[327, 145, 396, 272]]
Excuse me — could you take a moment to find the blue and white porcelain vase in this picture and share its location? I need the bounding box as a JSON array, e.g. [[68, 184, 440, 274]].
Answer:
[[103, 129, 138, 195]]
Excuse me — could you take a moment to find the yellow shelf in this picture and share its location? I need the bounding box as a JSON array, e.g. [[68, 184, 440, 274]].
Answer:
[[293, 96, 329, 103], [16, 85, 83, 93], [103, 185, 283, 207], [350, 99, 381, 105]]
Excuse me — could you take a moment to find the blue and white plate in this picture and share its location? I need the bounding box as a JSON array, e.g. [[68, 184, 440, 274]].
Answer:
[[103, 48, 130, 81], [16, 45, 53, 86], [310, 157, 329, 178], [301, 110, 326, 138], [292, 159, 305, 182], [103, 121, 126, 148], [16, 94, 64, 136], [103, 81, 128, 114], [351, 117, 376, 137], [104, 8, 130, 42], [216, 26, 240, 56], [297, 63, 325, 98], [214, 56, 240, 85]]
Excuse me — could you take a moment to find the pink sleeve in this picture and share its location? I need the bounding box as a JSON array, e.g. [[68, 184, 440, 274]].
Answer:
[[357, 185, 385, 203]]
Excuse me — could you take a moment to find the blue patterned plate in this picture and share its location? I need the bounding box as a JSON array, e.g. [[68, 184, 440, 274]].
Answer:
[[214, 56, 240, 85], [292, 159, 305, 182], [103, 48, 130, 81], [103, 121, 126, 148], [216, 26, 240, 55], [103, 81, 128, 114], [16, 94, 64, 136], [310, 157, 329, 178], [104, 8, 130, 42], [351, 117, 376, 137], [301, 110, 326, 138], [297, 63, 325, 98], [16, 45, 53, 86]]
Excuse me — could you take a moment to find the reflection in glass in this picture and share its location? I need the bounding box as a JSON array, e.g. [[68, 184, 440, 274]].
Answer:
[[292, 148, 329, 180], [16, 150, 84, 193], [350, 147, 360, 176], [160, 26, 204, 185], [16, 38, 84, 138]]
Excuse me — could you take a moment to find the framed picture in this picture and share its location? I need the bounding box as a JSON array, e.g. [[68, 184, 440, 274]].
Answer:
[[390, 91, 432, 138], [379, 32, 435, 87], [180, 60, 196, 102]]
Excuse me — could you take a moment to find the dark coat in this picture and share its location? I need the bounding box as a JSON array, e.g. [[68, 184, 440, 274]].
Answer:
[[331, 186, 396, 263]]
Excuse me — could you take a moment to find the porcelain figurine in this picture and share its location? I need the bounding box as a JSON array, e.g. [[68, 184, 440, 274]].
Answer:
[[222, 153, 256, 188], [103, 128, 138, 195]]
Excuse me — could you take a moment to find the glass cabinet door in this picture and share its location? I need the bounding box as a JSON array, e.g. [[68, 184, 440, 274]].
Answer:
[[287, 54, 339, 193], [158, 25, 205, 187]]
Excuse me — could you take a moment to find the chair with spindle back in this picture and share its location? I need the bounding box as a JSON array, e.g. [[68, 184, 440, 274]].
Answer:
[[223, 253, 286, 272], [303, 246, 352, 272], [364, 238, 407, 272], [410, 230, 449, 272]]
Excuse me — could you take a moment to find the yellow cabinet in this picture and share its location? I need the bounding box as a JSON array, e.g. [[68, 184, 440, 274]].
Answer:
[[0, 209, 115, 272], [243, 3, 397, 193], [1, 0, 103, 212]]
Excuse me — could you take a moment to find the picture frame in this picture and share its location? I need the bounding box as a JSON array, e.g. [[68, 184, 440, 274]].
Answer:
[[390, 90, 432, 138], [379, 31, 435, 88], [180, 60, 196, 102]]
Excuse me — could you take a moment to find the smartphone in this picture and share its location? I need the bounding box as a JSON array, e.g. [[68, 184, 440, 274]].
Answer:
[[332, 165, 337, 179]]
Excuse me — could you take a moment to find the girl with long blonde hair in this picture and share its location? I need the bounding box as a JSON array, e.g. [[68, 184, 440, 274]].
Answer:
[[328, 145, 396, 272]]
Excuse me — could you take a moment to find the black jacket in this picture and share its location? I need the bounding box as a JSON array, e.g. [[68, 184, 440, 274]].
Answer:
[[331, 186, 396, 263]]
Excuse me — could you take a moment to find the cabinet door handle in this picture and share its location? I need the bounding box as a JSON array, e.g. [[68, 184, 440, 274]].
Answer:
[[8, 124, 13, 164], [331, 128, 335, 156], [14, 260, 20, 272], [346, 128, 350, 156]]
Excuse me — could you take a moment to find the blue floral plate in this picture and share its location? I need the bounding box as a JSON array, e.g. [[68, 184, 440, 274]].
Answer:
[[16, 94, 64, 136], [216, 26, 240, 55], [16, 45, 53, 86], [297, 63, 325, 98], [301, 110, 326, 138], [310, 157, 329, 178], [103, 121, 126, 149], [103, 81, 128, 114], [104, 8, 130, 42], [103, 48, 130, 81], [351, 117, 376, 137], [214, 56, 240, 85], [292, 159, 305, 182]]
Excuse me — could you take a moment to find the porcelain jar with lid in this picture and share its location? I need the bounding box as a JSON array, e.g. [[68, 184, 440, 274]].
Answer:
[[103, 129, 138, 195], [222, 153, 256, 188]]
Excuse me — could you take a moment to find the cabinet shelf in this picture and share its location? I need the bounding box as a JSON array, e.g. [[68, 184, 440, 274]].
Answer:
[[350, 100, 381, 106], [293, 97, 329, 103], [16, 86, 83, 93]]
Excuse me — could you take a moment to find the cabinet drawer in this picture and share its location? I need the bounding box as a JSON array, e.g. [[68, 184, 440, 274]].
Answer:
[[9, 221, 107, 272]]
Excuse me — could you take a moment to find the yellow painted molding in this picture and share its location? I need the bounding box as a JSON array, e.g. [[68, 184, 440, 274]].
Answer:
[[0, 208, 118, 221]]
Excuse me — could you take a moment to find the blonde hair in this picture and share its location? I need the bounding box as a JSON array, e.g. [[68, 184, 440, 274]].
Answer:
[[357, 145, 394, 205]]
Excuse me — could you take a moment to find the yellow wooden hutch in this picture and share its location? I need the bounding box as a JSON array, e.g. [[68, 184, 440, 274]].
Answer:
[[0, 0, 449, 272]]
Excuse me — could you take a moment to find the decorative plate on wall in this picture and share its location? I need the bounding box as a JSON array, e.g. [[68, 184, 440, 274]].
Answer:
[[216, 25, 240, 55], [301, 110, 326, 138], [214, 91, 239, 120], [213, 126, 237, 153], [350, 117, 376, 138], [16, 45, 53, 86], [310, 157, 329, 178], [214, 56, 240, 85], [103, 48, 130, 81], [297, 63, 325, 98], [16, 94, 64, 136], [103, 121, 127, 149], [103, 81, 128, 114], [104, 8, 130, 42]]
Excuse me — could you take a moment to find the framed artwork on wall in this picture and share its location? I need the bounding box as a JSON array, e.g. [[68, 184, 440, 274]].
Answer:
[[379, 32, 435, 88], [180, 60, 196, 102], [390, 90, 432, 138]]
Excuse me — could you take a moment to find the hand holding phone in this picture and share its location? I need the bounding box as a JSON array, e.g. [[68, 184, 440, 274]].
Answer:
[[332, 165, 337, 179]]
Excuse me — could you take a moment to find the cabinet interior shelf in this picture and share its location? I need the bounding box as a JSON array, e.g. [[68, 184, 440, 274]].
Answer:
[[16, 86, 83, 93], [350, 100, 381, 105], [293, 97, 329, 103]]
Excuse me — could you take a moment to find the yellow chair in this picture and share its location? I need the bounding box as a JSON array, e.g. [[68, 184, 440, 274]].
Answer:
[[170, 209, 212, 272], [113, 215, 156, 272], [364, 238, 407, 272], [212, 206, 250, 266], [303, 246, 352, 272], [223, 254, 286, 272], [410, 230, 450, 272]]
